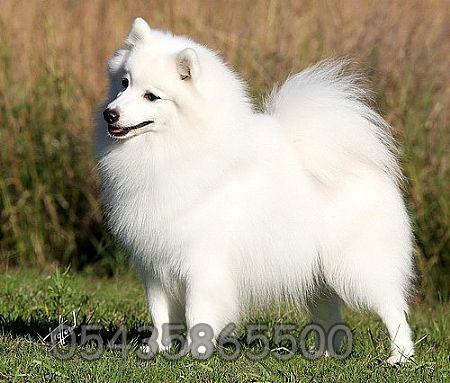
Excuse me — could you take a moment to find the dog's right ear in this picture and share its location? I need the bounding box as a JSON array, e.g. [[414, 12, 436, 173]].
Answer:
[[109, 18, 152, 75], [125, 17, 152, 46]]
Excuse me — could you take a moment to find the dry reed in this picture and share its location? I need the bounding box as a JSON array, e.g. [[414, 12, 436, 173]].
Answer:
[[0, 0, 448, 298]]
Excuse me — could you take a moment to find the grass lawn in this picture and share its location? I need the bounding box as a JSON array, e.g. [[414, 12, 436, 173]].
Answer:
[[0, 269, 448, 383]]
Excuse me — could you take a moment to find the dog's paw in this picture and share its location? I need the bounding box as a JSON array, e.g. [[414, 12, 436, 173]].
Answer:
[[386, 350, 415, 365], [138, 340, 171, 356], [139, 343, 154, 354]]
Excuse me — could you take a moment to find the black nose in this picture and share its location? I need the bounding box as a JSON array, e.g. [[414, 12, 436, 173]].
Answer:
[[103, 108, 120, 124]]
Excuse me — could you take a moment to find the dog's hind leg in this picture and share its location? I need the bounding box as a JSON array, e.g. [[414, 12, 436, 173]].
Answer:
[[307, 289, 344, 355], [376, 305, 415, 364], [323, 244, 415, 364], [328, 267, 414, 363]]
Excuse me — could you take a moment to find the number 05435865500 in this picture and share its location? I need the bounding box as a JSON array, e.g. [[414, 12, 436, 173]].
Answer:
[[49, 322, 352, 361]]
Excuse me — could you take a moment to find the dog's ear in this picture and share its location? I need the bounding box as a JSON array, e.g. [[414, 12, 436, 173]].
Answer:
[[176, 48, 200, 81], [125, 17, 152, 46], [109, 18, 151, 75]]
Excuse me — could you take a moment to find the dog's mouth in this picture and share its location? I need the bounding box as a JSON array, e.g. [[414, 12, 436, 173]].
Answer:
[[108, 120, 154, 137]]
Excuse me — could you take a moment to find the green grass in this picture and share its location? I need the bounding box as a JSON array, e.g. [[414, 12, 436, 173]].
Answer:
[[0, 269, 449, 382]]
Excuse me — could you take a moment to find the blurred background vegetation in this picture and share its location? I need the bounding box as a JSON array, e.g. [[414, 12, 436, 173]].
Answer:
[[0, 0, 448, 301]]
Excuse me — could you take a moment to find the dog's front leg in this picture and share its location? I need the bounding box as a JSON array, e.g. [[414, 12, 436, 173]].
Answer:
[[184, 267, 240, 357], [143, 277, 184, 353]]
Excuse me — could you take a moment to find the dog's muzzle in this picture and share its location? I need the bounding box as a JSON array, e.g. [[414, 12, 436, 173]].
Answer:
[[103, 108, 154, 137]]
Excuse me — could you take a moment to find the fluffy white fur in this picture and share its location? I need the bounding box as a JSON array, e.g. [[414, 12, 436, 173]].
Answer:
[[96, 18, 414, 363]]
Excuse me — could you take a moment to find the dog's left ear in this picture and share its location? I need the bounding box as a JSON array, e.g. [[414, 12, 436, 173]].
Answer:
[[176, 48, 200, 81]]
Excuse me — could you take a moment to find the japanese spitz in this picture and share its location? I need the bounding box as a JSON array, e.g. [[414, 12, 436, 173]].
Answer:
[[96, 18, 414, 363]]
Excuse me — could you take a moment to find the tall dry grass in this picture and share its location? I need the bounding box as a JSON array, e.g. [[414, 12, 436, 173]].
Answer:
[[0, 0, 448, 298]]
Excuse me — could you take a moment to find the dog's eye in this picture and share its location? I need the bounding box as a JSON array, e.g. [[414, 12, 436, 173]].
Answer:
[[144, 92, 161, 102], [121, 78, 129, 88]]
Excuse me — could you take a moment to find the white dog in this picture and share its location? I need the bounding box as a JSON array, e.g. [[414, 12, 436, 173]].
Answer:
[[96, 18, 414, 363]]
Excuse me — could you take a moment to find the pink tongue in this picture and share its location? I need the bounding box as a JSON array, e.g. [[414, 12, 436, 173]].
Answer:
[[108, 126, 124, 135]]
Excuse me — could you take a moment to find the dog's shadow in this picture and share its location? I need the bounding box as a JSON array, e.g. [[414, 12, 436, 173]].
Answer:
[[0, 314, 159, 350], [0, 314, 58, 341]]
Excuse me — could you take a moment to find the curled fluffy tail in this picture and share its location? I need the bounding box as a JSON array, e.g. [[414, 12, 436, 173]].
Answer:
[[265, 59, 401, 185]]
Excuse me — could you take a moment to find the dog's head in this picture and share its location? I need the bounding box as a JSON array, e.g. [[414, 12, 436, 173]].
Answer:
[[101, 18, 204, 141]]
